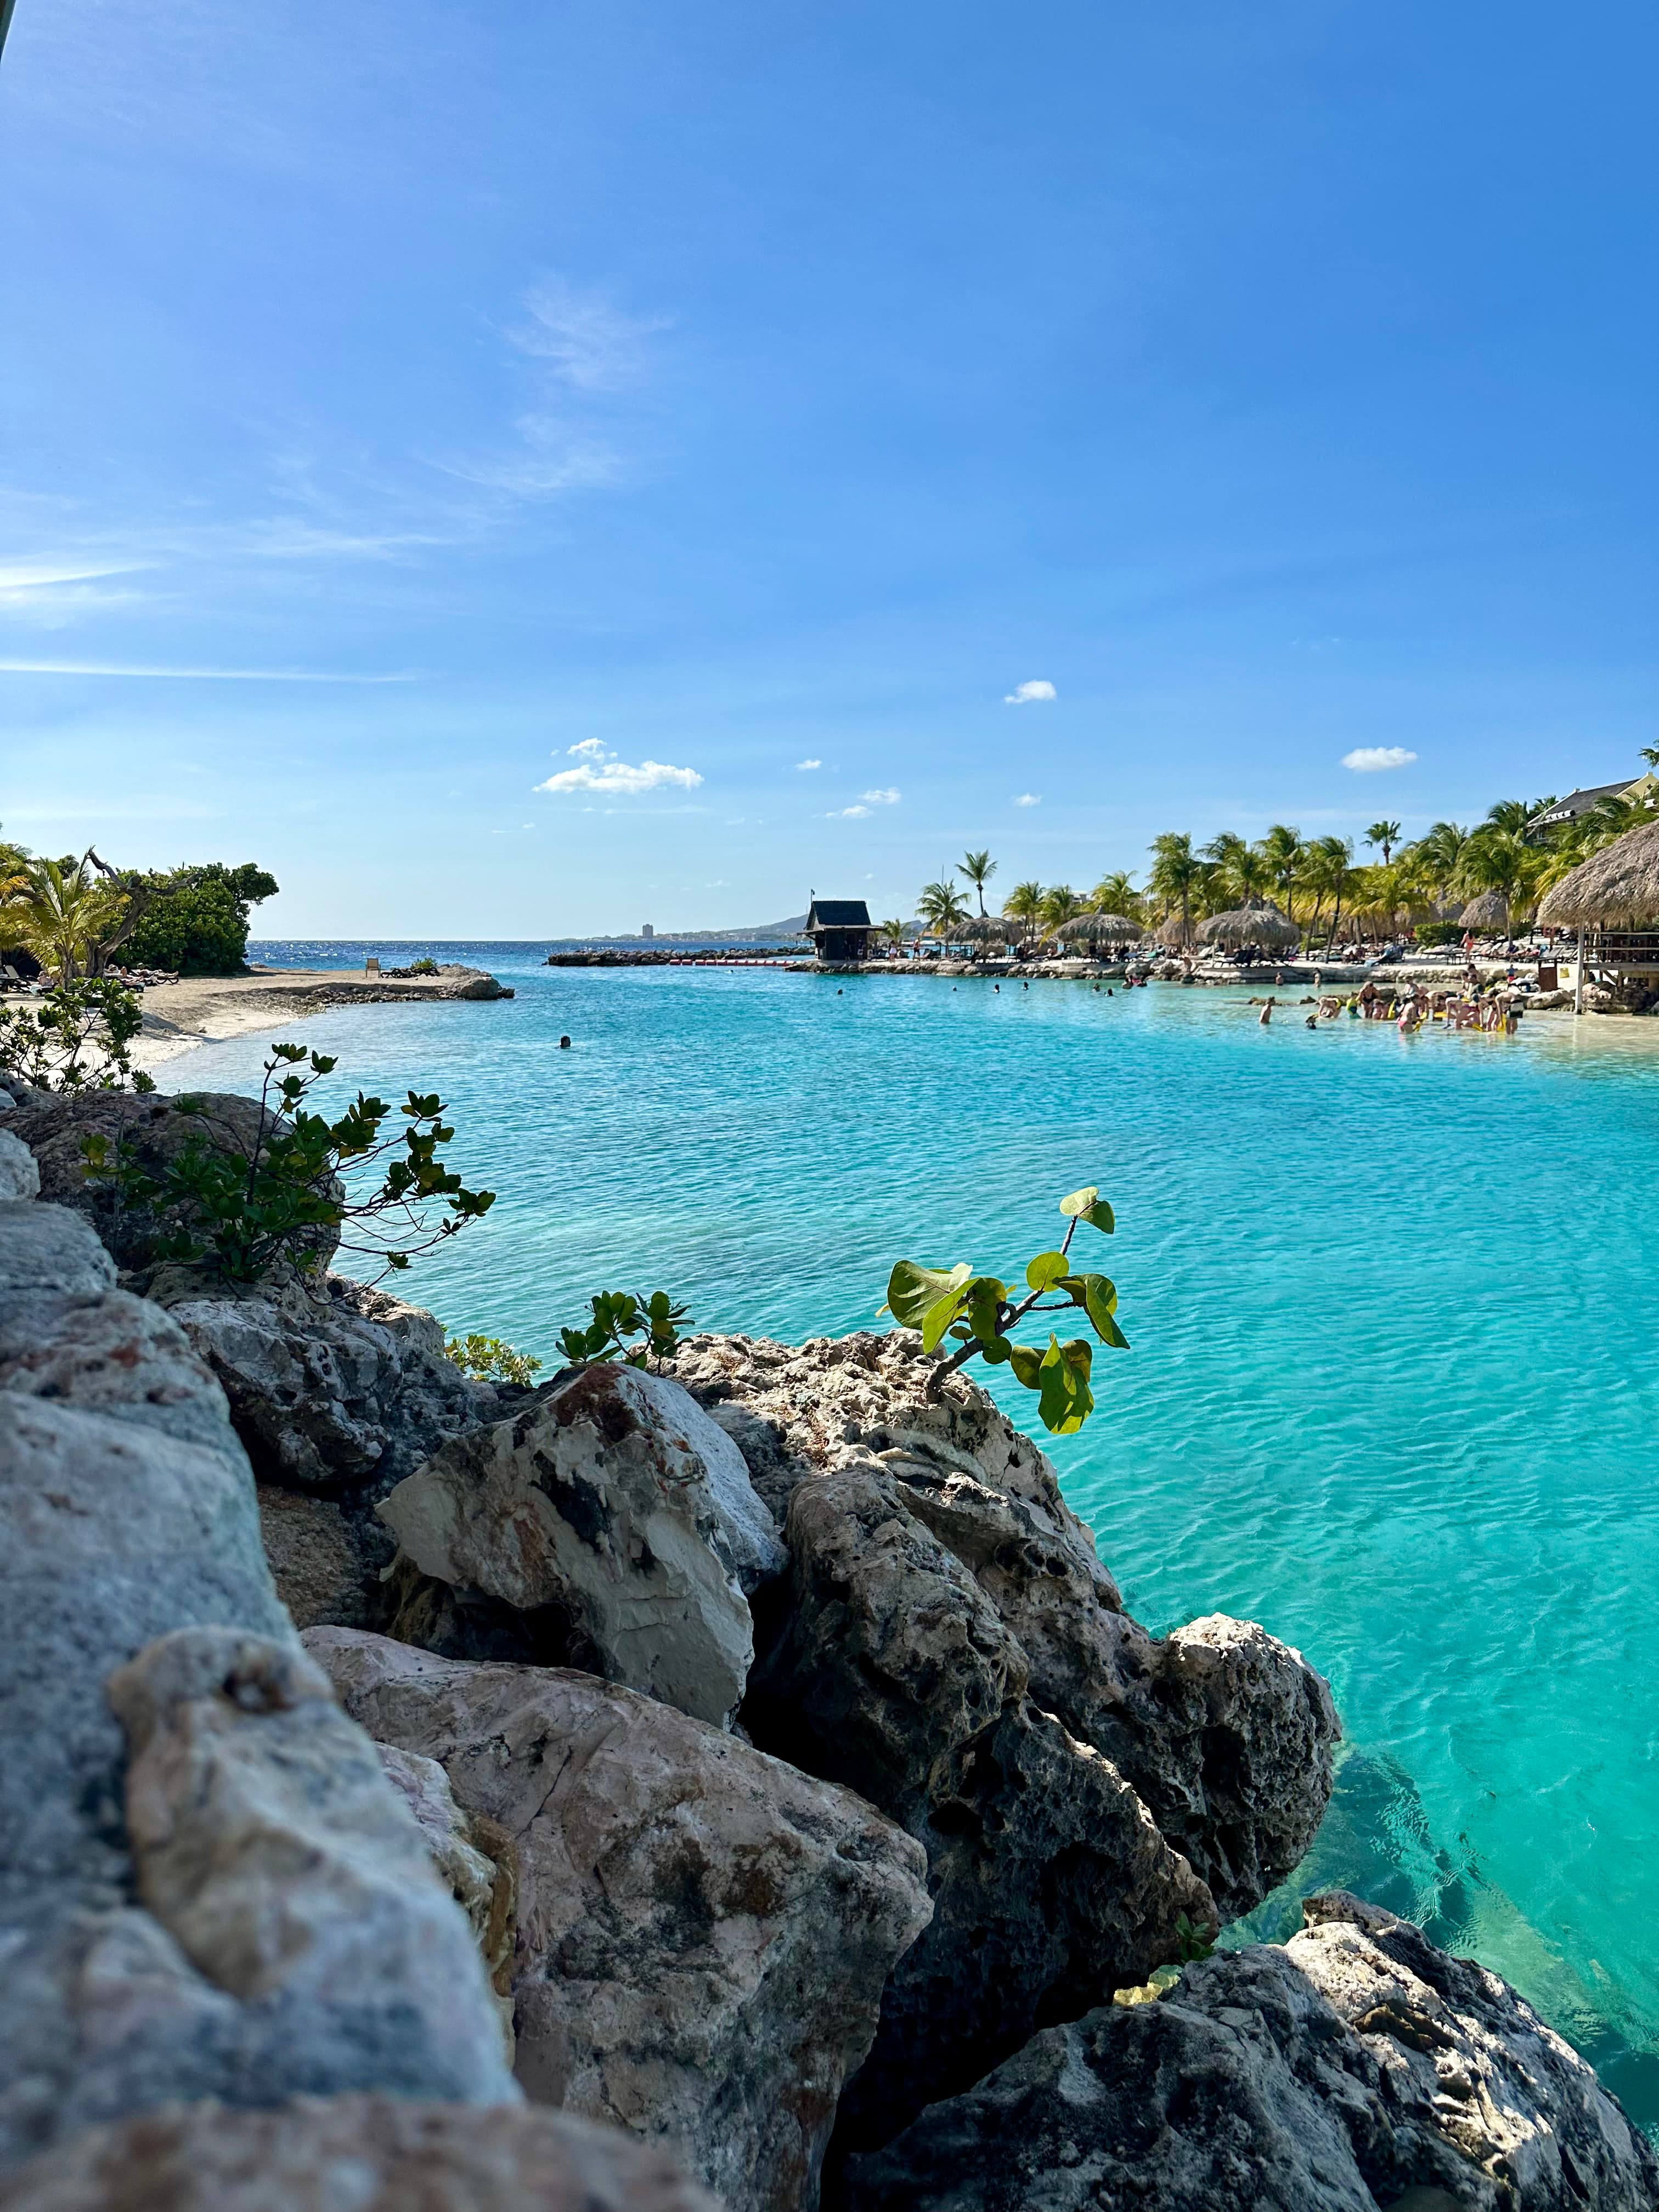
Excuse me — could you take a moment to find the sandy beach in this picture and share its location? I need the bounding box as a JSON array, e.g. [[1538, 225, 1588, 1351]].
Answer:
[[0, 967, 513, 1080]]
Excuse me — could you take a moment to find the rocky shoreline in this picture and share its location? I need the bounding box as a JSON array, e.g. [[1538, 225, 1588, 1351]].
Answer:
[[1, 1079, 1654, 2210]]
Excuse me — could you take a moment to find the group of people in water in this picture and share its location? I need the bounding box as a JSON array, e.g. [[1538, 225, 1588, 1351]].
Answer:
[[1253, 975, 1526, 1035]]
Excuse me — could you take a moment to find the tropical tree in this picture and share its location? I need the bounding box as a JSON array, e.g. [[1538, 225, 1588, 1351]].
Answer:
[[1088, 870, 1143, 921], [1296, 836, 1356, 949], [1364, 820, 1402, 865], [1257, 826, 1304, 924], [1147, 833, 1202, 946], [1003, 879, 1046, 947], [1458, 826, 1544, 935], [917, 878, 970, 944], [1410, 820, 1470, 902], [1039, 884, 1084, 940], [957, 850, 997, 916], [878, 917, 909, 957], [2, 854, 128, 985]]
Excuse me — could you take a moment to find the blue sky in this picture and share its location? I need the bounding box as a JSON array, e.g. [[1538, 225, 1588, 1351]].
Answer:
[[2, 0, 1655, 934]]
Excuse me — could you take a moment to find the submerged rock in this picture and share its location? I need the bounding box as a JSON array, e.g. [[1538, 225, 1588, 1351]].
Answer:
[[0, 2096, 719, 2212], [306, 1627, 933, 2212], [842, 1893, 1659, 2212], [379, 1361, 783, 1727]]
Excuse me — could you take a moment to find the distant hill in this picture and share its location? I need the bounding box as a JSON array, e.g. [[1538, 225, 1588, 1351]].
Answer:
[[586, 914, 811, 946]]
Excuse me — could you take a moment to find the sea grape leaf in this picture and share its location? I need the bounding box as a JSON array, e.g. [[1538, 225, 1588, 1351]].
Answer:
[[1005, 1341, 1045, 1388], [1025, 1250, 1070, 1292], [1036, 1335, 1094, 1434], [885, 1260, 972, 1331], [1059, 1185, 1114, 1232], [1060, 1272, 1120, 1340]]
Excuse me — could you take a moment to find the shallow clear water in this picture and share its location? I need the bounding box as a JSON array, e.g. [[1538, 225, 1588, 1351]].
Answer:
[[194, 944, 1659, 2119]]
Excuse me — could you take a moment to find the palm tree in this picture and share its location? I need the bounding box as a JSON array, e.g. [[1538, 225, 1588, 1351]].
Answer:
[[1039, 885, 1084, 943], [1258, 826, 1303, 925], [1147, 833, 1201, 946], [878, 917, 908, 958], [1364, 820, 1402, 866], [1295, 836, 1355, 950], [1410, 821, 1469, 906], [1458, 826, 1543, 937], [957, 850, 997, 916], [917, 878, 970, 946], [1003, 879, 1046, 949], [3, 853, 127, 985], [1088, 869, 1143, 921], [1484, 798, 1535, 837]]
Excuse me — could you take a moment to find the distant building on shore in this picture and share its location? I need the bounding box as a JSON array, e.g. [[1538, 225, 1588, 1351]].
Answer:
[[805, 898, 877, 963], [1527, 773, 1659, 840], [641, 923, 654, 939]]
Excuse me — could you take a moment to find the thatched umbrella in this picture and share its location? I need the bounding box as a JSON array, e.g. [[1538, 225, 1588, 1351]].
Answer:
[[1155, 913, 1195, 950], [1458, 890, 1509, 932], [1538, 819, 1659, 1014], [959, 915, 1012, 956], [1196, 902, 1299, 953], [1059, 911, 1143, 947]]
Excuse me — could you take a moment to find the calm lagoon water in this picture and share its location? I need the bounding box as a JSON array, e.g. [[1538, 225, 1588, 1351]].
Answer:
[[196, 943, 1659, 2119]]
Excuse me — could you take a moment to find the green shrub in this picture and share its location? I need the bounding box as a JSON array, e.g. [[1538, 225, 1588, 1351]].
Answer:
[[882, 1186, 1128, 1434], [0, 978, 153, 1094], [121, 862, 279, 976], [408, 956, 439, 975], [558, 1290, 690, 1372], [82, 1042, 494, 1284], [445, 1333, 543, 1387], [1413, 920, 1465, 947]]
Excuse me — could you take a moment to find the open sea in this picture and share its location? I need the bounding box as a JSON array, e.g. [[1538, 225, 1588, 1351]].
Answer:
[[189, 940, 1658, 2123]]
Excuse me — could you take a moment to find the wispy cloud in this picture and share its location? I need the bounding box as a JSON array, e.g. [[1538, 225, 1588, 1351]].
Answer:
[[827, 804, 871, 819], [795, 758, 822, 771], [0, 659, 417, 681], [1005, 679, 1057, 705], [860, 787, 901, 805], [510, 278, 670, 394], [537, 740, 701, 795], [1013, 792, 1042, 806], [1342, 746, 1417, 772]]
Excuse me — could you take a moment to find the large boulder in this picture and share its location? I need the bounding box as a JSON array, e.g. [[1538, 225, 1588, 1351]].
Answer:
[[685, 1333, 1338, 1917], [0, 1128, 39, 1200], [0, 1199, 516, 2174], [306, 1627, 934, 2212], [378, 1363, 785, 1728], [0, 2097, 719, 2212], [744, 1465, 1215, 2152], [162, 1273, 503, 1497], [842, 1895, 1659, 2212]]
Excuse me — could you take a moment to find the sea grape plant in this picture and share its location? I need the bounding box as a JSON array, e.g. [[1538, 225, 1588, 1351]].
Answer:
[[0, 978, 153, 1094], [445, 1334, 543, 1387], [882, 1186, 1127, 1434], [558, 1289, 690, 1373], [82, 1042, 495, 1284]]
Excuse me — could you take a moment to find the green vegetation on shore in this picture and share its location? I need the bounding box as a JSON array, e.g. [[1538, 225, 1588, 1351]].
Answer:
[[0, 830, 277, 980]]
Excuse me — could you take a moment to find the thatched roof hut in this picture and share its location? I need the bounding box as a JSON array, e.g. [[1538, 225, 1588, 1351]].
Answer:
[[1059, 911, 1143, 944], [1155, 913, 1195, 949], [1538, 821, 1659, 928], [1196, 902, 1299, 951], [1458, 889, 1509, 930], [960, 915, 1013, 949]]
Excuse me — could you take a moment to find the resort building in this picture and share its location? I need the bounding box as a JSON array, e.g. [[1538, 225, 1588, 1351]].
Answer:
[[1527, 773, 1659, 839], [804, 898, 877, 963]]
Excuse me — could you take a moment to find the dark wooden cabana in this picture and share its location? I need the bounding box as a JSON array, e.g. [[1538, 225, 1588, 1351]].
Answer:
[[804, 899, 877, 963]]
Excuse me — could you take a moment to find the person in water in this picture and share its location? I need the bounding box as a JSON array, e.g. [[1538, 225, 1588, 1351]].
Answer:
[[1259, 996, 1274, 1026]]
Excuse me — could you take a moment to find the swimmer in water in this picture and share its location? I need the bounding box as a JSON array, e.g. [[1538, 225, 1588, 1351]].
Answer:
[[1259, 996, 1274, 1026]]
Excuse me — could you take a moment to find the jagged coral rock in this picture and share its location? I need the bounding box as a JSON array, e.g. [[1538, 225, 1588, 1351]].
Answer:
[[306, 1627, 933, 2212]]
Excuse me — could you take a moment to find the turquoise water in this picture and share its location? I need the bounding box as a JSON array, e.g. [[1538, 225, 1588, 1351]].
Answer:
[[189, 947, 1659, 2120]]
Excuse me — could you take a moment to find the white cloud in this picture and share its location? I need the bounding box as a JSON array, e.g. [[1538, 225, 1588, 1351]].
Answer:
[[510, 278, 669, 393], [1341, 746, 1418, 773], [537, 757, 703, 795], [1005, 680, 1057, 705], [566, 737, 611, 760], [795, 758, 822, 771], [827, 804, 871, 819], [860, 787, 901, 804], [1013, 792, 1041, 807]]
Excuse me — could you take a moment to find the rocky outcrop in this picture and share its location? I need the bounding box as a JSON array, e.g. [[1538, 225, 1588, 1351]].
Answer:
[[0, 1127, 39, 1200], [379, 1362, 785, 1728], [843, 1894, 1659, 2211], [256, 1482, 385, 1628], [746, 1463, 1216, 2150], [0, 1189, 517, 2174], [0, 2097, 718, 2212], [306, 1627, 934, 2212]]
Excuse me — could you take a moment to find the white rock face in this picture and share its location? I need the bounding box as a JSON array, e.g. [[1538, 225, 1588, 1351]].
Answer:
[[0, 2096, 721, 2212], [627, 1365, 787, 1592], [0, 1202, 116, 1300], [0, 1127, 40, 1200], [379, 1361, 765, 1727], [306, 1627, 934, 2212]]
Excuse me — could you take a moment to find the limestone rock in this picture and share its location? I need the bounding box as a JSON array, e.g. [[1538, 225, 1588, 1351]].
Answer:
[[378, 1362, 763, 1728], [257, 1482, 386, 1629], [0, 2097, 721, 2212], [306, 1627, 934, 2212], [744, 1465, 1214, 2151], [631, 1367, 787, 1593], [0, 1285, 233, 1455], [0, 1203, 116, 1301], [685, 1332, 1338, 1920], [843, 1900, 1659, 2211], [165, 1272, 500, 1494], [4, 1090, 323, 1283], [0, 1128, 39, 1200]]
